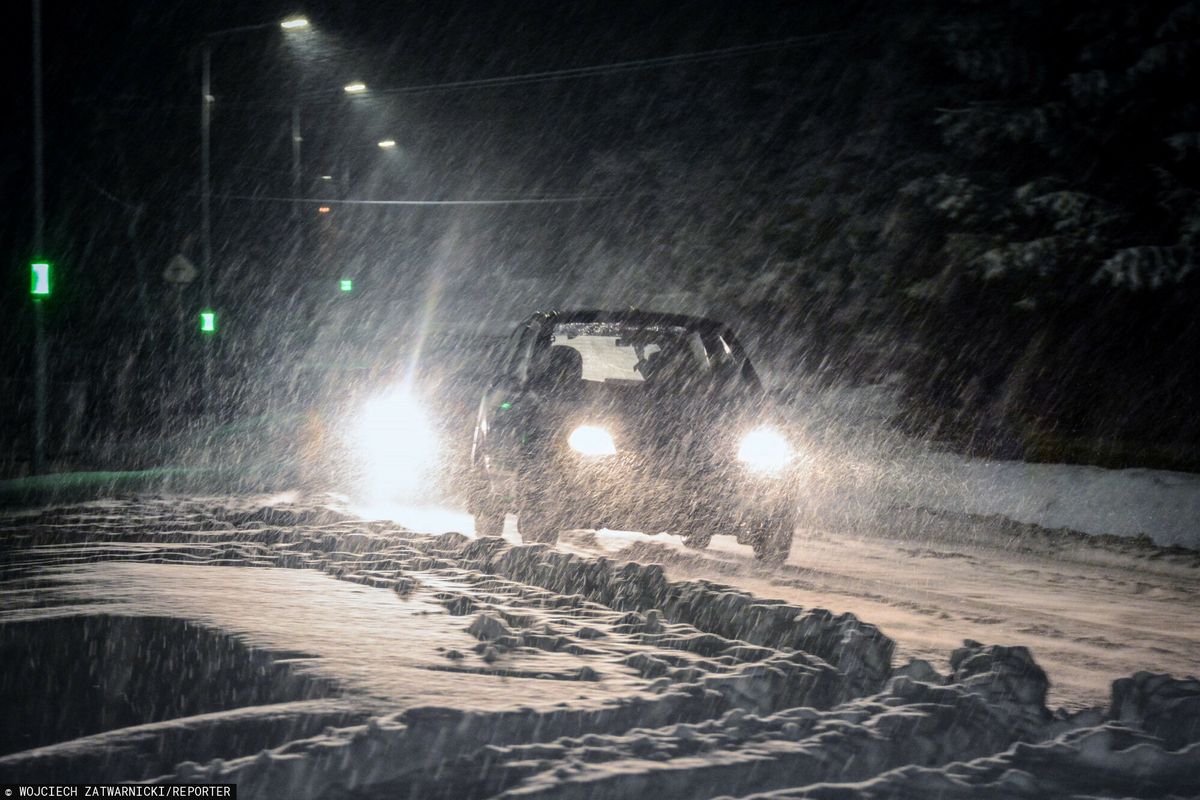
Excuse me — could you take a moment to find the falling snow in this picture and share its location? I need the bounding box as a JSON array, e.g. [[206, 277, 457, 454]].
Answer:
[[4, 0, 1200, 796]]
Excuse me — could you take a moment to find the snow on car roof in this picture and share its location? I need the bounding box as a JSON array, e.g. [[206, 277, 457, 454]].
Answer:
[[535, 308, 731, 333]]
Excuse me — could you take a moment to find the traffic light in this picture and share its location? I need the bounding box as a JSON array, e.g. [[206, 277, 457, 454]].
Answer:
[[340, 278, 353, 292], [199, 310, 217, 333], [30, 262, 51, 296]]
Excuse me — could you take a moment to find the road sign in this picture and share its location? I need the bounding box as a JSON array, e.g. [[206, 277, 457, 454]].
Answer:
[[164, 254, 198, 284]]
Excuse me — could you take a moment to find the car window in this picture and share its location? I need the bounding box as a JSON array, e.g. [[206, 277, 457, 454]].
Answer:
[[555, 336, 644, 382], [545, 322, 710, 386]]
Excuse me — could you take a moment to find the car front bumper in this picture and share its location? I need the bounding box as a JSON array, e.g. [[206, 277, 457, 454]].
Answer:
[[519, 451, 799, 534]]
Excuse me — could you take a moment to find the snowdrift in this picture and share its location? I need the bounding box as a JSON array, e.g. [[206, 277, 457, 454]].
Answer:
[[0, 498, 1197, 799]]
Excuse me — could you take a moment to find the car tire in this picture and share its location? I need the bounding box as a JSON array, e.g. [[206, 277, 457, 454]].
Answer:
[[751, 517, 794, 563]]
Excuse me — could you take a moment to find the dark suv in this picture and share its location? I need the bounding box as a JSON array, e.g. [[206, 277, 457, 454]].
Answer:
[[468, 310, 798, 561]]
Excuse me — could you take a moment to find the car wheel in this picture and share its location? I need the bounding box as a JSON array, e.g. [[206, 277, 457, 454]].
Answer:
[[751, 517, 794, 563]]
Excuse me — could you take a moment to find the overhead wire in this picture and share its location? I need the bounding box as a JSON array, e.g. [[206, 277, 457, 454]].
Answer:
[[98, 32, 849, 210], [94, 30, 848, 114], [305, 31, 846, 99], [213, 192, 635, 206]]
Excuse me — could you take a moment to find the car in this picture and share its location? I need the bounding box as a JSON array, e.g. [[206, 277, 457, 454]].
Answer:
[[468, 309, 800, 562]]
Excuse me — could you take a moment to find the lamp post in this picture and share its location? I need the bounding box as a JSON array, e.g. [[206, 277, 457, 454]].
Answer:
[[197, 17, 307, 416], [199, 16, 309, 297], [200, 41, 211, 298], [31, 0, 48, 473], [292, 104, 302, 234]]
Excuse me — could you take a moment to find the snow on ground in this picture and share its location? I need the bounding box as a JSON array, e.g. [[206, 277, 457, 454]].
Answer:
[[771, 381, 1200, 548], [0, 496, 1197, 799], [562, 515, 1200, 712], [2, 496, 1199, 797], [795, 434, 1200, 550], [871, 452, 1200, 548]]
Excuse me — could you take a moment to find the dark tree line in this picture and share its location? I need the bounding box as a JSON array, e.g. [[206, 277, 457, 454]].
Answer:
[[570, 0, 1200, 467]]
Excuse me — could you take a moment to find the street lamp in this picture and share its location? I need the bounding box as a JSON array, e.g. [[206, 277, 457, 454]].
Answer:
[[343, 82, 367, 94], [378, 139, 396, 149], [200, 16, 311, 298]]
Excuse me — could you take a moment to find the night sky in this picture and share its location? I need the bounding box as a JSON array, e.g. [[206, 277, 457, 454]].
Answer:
[[2, 0, 844, 259]]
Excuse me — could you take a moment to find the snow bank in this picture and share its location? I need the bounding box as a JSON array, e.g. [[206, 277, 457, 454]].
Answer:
[[768, 377, 1200, 548], [747, 678, 1200, 799], [0, 499, 889, 792], [453, 537, 895, 697], [789, 387, 1200, 549], [382, 646, 1200, 800], [3, 498, 1198, 799], [900, 453, 1200, 548]]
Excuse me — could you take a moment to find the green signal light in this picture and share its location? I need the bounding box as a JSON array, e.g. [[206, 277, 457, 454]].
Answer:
[[339, 279, 353, 292], [199, 310, 217, 333], [499, 401, 512, 410], [30, 262, 51, 296]]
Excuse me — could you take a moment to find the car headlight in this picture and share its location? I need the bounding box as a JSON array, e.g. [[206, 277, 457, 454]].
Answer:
[[568, 425, 617, 456], [348, 385, 439, 501], [737, 427, 792, 474]]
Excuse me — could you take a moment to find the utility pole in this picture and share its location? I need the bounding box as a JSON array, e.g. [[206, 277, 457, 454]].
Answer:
[[197, 18, 310, 418], [292, 103, 302, 255], [199, 42, 214, 417], [200, 42, 212, 298], [31, 0, 47, 474], [199, 17, 310, 297]]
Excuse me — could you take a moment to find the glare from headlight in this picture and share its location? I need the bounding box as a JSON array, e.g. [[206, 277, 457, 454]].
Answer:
[[568, 425, 617, 456], [349, 385, 439, 502], [737, 427, 792, 473]]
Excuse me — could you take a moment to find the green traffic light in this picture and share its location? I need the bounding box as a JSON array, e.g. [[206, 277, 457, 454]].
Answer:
[[340, 279, 353, 292], [200, 310, 217, 333], [30, 262, 51, 296]]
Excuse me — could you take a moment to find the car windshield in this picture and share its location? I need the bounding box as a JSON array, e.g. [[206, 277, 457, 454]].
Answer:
[[542, 322, 713, 387]]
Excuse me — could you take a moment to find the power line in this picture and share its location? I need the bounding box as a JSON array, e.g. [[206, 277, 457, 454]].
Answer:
[[96, 30, 847, 113], [214, 192, 634, 206], [316, 31, 846, 99]]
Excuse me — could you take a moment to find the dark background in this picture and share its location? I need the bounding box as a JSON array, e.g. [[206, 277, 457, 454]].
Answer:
[[2, 0, 1198, 474]]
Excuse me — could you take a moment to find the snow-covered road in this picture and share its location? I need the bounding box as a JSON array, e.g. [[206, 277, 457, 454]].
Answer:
[[1, 495, 1197, 798], [552, 510, 1200, 711]]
